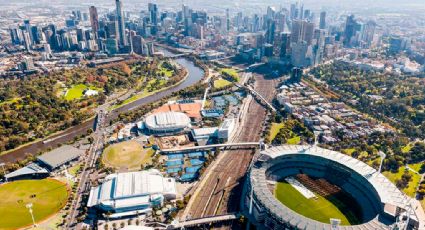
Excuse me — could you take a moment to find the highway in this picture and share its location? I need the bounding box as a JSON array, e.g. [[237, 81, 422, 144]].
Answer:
[[67, 111, 106, 229]]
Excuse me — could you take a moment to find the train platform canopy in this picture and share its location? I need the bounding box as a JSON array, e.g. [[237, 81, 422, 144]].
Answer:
[[5, 163, 49, 181], [37, 145, 84, 170]]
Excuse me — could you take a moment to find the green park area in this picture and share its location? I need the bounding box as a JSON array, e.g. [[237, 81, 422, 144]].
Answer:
[[102, 140, 155, 171], [213, 78, 232, 89], [0, 179, 69, 230], [220, 68, 240, 82], [269, 122, 301, 145], [158, 62, 175, 77], [275, 181, 359, 226], [383, 165, 421, 197], [270, 123, 285, 140], [64, 84, 101, 101]]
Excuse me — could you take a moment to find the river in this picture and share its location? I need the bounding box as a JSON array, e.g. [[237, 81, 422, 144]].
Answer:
[[0, 48, 205, 163]]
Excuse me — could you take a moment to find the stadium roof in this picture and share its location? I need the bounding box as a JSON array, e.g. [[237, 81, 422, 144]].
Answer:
[[251, 145, 418, 230], [5, 163, 49, 180], [145, 111, 191, 131], [37, 145, 84, 169]]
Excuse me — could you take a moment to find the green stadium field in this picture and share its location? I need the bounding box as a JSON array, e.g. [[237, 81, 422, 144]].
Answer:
[[0, 179, 69, 230], [102, 140, 155, 170], [275, 180, 360, 225]]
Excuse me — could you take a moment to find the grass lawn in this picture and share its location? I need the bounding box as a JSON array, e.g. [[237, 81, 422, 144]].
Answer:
[[214, 78, 232, 89], [158, 62, 174, 77], [220, 68, 240, 81], [342, 148, 356, 156], [0, 179, 69, 230], [269, 123, 285, 141], [68, 163, 82, 177], [383, 166, 421, 197], [402, 143, 413, 153], [64, 84, 101, 101], [287, 136, 301, 145], [275, 181, 356, 225], [102, 140, 155, 170]]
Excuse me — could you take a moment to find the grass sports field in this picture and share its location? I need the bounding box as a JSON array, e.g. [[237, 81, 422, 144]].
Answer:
[[275, 180, 360, 225], [0, 179, 69, 230], [102, 140, 155, 170]]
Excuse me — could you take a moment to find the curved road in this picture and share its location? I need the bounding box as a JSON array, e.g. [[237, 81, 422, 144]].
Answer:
[[0, 50, 204, 163]]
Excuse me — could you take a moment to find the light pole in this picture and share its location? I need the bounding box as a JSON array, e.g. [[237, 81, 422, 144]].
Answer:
[[0, 163, 6, 182], [26, 203, 36, 227], [378, 151, 386, 174]]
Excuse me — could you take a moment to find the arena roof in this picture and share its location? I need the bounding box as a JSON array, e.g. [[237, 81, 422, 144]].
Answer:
[[145, 112, 191, 132], [87, 170, 177, 209], [250, 145, 418, 230]]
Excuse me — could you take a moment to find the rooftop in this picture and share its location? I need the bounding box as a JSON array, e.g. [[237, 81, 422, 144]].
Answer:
[[37, 145, 84, 169]]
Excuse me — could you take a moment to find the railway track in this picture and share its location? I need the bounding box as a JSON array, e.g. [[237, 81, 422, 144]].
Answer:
[[183, 73, 278, 228]]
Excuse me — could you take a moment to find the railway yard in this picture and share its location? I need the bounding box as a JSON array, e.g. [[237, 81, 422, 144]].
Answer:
[[182, 73, 279, 228]]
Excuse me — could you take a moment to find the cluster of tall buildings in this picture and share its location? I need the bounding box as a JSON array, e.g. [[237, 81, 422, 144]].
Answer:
[[7, 1, 382, 70], [8, 0, 156, 56], [234, 3, 381, 68]]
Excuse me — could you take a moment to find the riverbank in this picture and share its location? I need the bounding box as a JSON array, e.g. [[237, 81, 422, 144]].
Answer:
[[0, 50, 205, 164]]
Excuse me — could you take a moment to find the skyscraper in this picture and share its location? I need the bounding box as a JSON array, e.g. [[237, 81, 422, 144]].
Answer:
[[148, 3, 158, 35], [89, 6, 99, 37], [291, 20, 315, 45], [344, 15, 359, 47], [319, 11, 326, 29], [115, 0, 127, 46], [279, 32, 291, 58]]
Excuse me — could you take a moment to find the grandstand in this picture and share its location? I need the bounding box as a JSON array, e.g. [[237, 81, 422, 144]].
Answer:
[[244, 145, 420, 230]]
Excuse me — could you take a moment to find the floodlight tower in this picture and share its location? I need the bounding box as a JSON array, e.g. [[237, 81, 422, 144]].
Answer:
[[0, 163, 6, 182], [26, 203, 36, 227], [378, 151, 386, 174]]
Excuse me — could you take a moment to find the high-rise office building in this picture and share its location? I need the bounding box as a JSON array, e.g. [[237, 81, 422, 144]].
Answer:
[[344, 15, 359, 47], [265, 19, 276, 44], [360, 20, 376, 48], [291, 20, 315, 45], [319, 11, 326, 29], [279, 32, 291, 58], [115, 0, 127, 46], [89, 6, 99, 37], [148, 3, 158, 35], [291, 41, 309, 67]]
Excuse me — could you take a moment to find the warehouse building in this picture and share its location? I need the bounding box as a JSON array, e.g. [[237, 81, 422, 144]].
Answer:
[[87, 170, 177, 218]]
